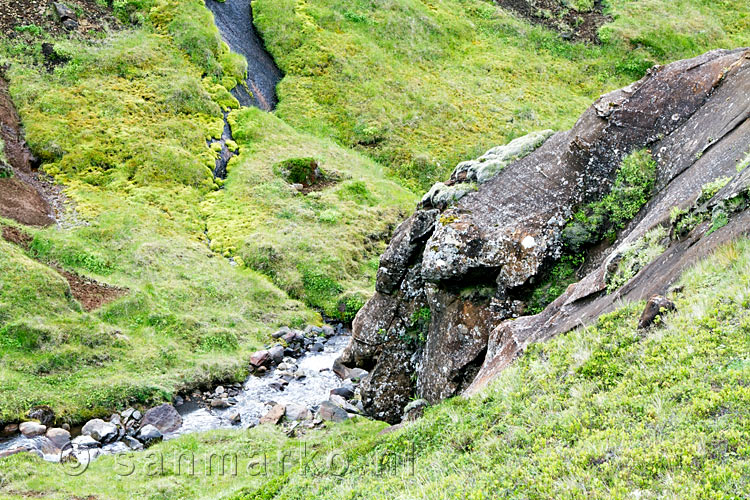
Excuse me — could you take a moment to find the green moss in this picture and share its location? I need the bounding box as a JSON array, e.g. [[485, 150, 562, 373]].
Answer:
[[606, 226, 668, 293], [274, 157, 320, 185], [526, 254, 584, 315], [562, 149, 657, 253]]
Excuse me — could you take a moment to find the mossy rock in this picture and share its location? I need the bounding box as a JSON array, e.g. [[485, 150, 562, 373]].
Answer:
[[273, 157, 322, 186]]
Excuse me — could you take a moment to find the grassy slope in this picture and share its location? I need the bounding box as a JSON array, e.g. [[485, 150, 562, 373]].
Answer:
[[2, 238, 748, 499], [0, 0, 413, 424], [204, 108, 414, 319], [254, 0, 750, 190]]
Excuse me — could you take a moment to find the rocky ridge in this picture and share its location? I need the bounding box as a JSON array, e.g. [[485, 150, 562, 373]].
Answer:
[[338, 48, 750, 423]]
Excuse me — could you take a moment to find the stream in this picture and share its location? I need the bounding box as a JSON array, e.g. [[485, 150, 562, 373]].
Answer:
[[0, 333, 352, 462], [204, 0, 283, 111]]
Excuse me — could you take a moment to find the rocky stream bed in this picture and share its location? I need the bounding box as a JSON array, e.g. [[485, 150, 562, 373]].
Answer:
[[0, 325, 371, 464]]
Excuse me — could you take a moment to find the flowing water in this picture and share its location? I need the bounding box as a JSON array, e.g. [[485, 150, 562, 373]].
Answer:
[[204, 0, 283, 111], [0, 334, 351, 462]]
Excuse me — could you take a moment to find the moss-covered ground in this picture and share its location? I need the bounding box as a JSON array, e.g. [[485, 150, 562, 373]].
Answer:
[[254, 0, 750, 190]]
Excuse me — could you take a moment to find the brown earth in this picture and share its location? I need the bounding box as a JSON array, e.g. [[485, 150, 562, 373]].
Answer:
[[495, 0, 610, 43], [54, 267, 127, 312], [2, 224, 127, 311], [0, 177, 54, 226], [0, 0, 118, 38], [0, 75, 59, 226]]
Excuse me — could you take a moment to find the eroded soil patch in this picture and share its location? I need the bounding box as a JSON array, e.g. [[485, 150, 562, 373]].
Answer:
[[0, 75, 79, 226], [1, 225, 127, 311], [495, 0, 610, 43], [0, 0, 118, 38], [53, 267, 127, 312]]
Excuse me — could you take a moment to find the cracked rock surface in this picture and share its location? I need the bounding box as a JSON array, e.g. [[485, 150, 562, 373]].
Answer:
[[337, 48, 750, 423]]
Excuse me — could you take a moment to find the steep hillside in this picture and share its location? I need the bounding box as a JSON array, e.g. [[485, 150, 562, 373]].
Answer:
[[0, 0, 413, 423], [0, 0, 747, 497], [254, 0, 750, 189], [2, 235, 748, 499]]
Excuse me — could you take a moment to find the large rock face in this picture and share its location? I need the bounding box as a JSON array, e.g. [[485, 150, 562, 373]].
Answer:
[[337, 48, 750, 423]]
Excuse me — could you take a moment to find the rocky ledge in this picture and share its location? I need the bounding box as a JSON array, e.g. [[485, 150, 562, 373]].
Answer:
[[337, 48, 750, 423]]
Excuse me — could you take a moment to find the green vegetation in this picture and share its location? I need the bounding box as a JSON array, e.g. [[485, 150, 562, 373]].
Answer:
[[526, 254, 584, 315], [606, 226, 668, 293], [253, 0, 750, 190], [528, 149, 657, 313], [0, 0, 412, 423], [202, 108, 413, 320], [273, 157, 320, 185], [3, 238, 749, 499], [563, 148, 657, 252]]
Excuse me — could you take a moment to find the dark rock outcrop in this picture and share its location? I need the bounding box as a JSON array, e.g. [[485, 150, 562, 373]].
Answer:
[[338, 48, 750, 422], [638, 295, 676, 329]]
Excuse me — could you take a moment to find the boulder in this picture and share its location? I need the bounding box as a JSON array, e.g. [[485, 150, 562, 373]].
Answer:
[[638, 295, 677, 329], [402, 399, 429, 422], [81, 419, 118, 443], [285, 403, 312, 421], [27, 406, 55, 427], [122, 436, 144, 451], [329, 395, 361, 414], [336, 48, 750, 422], [71, 435, 100, 449], [137, 425, 163, 445], [260, 404, 285, 425], [2, 423, 18, 436], [211, 398, 230, 409], [140, 404, 182, 434], [318, 401, 349, 423], [19, 421, 46, 437], [53, 2, 76, 20], [0, 447, 28, 459], [250, 350, 271, 367], [272, 326, 291, 339], [45, 428, 71, 449], [268, 345, 285, 363], [330, 386, 354, 399]]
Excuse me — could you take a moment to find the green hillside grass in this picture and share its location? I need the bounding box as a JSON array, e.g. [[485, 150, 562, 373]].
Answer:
[[2, 238, 747, 499], [0, 0, 413, 424], [254, 0, 750, 190]]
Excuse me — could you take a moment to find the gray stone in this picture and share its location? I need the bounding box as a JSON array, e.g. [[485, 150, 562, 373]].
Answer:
[[81, 419, 118, 443], [27, 406, 55, 427], [19, 421, 46, 438], [45, 428, 71, 449], [402, 399, 429, 422], [285, 403, 312, 421], [140, 404, 182, 433], [122, 436, 144, 451], [71, 435, 100, 449], [330, 386, 354, 399], [137, 424, 163, 445], [211, 398, 230, 409], [272, 326, 291, 339], [318, 401, 349, 423], [269, 345, 285, 364]]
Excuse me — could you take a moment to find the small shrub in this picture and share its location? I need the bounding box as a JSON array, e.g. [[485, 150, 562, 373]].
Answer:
[[274, 157, 321, 185]]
